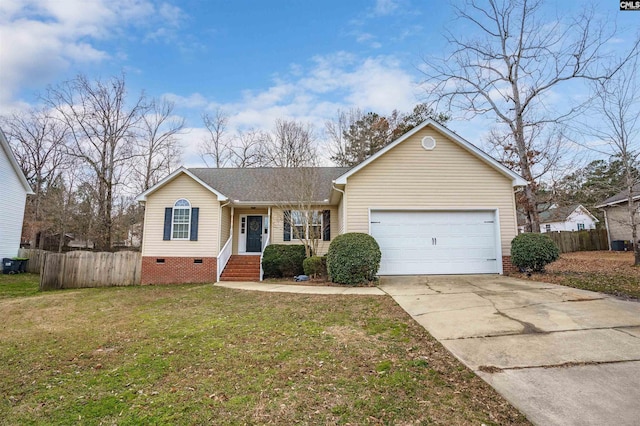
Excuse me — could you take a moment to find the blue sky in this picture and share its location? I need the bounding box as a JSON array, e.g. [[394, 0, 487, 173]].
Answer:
[[0, 0, 636, 166]]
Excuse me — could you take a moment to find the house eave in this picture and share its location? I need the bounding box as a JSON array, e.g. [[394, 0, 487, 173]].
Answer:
[[231, 200, 335, 206], [595, 195, 640, 209], [135, 167, 229, 202], [0, 128, 34, 195]]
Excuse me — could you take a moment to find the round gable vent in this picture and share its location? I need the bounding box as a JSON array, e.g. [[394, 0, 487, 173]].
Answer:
[[421, 136, 436, 150]]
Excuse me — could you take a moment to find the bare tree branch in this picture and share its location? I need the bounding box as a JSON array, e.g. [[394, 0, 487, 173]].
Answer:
[[422, 0, 640, 232]]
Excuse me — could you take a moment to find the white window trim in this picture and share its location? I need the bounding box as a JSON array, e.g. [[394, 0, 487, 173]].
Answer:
[[171, 198, 191, 240], [291, 210, 323, 240]]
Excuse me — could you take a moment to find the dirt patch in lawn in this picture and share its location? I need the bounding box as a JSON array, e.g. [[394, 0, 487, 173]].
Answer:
[[511, 251, 640, 300]]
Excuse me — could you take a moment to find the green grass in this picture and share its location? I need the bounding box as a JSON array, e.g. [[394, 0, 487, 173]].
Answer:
[[0, 282, 528, 425], [0, 273, 40, 298]]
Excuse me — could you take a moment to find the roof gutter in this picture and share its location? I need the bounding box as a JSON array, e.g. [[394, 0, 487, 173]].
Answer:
[[595, 195, 640, 209]]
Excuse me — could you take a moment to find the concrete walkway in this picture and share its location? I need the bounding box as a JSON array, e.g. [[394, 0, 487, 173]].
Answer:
[[379, 275, 640, 426], [216, 277, 640, 425]]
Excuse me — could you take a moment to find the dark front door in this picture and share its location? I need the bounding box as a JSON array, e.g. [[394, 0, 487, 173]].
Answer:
[[246, 216, 263, 252]]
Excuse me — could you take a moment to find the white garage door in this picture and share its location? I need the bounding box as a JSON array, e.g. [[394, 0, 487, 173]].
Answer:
[[370, 210, 500, 275]]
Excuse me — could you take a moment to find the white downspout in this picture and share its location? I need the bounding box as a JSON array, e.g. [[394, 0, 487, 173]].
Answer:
[[332, 182, 347, 234], [603, 209, 612, 251]]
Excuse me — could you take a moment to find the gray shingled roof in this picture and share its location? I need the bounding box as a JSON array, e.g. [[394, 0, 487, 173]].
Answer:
[[516, 204, 587, 226], [188, 167, 351, 202], [538, 204, 581, 223], [597, 184, 640, 207]]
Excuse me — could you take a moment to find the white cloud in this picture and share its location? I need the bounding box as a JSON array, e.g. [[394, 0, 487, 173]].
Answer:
[[168, 52, 421, 167], [373, 0, 400, 16], [0, 0, 183, 109]]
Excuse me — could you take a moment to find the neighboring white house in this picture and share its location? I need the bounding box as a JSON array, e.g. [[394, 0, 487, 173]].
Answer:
[[0, 129, 33, 260], [518, 204, 599, 233]]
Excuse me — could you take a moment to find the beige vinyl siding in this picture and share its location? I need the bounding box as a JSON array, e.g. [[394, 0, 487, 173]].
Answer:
[[345, 127, 518, 256], [220, 205, 232, 249], [271, 206, 338, 255], [142, 173, 220, 257], [605, 204, 636, 241], [232, 208, 268, 254]]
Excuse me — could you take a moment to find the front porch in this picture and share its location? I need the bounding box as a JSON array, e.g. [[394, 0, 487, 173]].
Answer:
[[217, 207, 271, 282]]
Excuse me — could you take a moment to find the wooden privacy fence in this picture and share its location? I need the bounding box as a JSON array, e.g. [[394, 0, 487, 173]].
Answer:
[[545, 229, 609, 253], [39, 251, 141, 290], [17, 248, 48, 273]]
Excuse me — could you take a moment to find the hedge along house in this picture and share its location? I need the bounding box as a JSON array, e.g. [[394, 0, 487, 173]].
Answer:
[[136, 119, 527, 284]]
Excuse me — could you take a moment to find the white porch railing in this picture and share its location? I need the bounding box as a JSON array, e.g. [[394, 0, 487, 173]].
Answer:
[[217, 235, 233, 282], [259, 233, 270, 281]]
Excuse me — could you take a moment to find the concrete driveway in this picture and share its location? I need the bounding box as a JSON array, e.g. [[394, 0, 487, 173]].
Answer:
[[379, 275, 640, 426]]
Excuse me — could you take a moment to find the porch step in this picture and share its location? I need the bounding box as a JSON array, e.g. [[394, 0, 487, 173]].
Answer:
[[220, 255, 261, 281]]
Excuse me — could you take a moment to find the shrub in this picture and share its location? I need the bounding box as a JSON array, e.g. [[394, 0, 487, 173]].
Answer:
[[303, 256, 327, 279], [327, 233, 381, 285], [262, 245, 306, 278], [511, 233, 560, 272]]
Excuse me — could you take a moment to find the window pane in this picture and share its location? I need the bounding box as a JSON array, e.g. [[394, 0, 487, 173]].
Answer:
[[173, 223, 189, 239], [311, 211, 321, 225], [172, 206, 190, 239], [294, 225, 306, 239], [310, 225, 322, 239], [175, 199, 190, 207], [291, 210, 304, 225]]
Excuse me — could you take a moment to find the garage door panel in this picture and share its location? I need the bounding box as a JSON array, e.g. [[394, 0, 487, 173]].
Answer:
[[371, 210, 499, 275]]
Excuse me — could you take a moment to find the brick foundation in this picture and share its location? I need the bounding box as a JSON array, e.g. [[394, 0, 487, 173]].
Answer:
[[141, 256, 217, 285], [502, 256, 517, 274]]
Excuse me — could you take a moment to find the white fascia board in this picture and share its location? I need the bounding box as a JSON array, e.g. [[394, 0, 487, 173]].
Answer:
[[135, 167, 228, 202], [233, 200, 334, 206], [0, 128, 34, 195], [595, 195, 640, 209], [575, 205, 599, 222], [333, 119, 527, 187]]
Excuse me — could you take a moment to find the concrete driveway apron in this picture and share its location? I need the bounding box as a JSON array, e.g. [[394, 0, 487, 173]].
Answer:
[[379, 275, 640, 426]]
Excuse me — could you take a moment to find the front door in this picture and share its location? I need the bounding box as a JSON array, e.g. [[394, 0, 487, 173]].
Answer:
[[246, 215, 263, 252]]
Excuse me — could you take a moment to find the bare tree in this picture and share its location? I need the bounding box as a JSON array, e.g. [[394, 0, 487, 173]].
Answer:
[[422, 0, 639, 232], [229, 129, 262, 167], [260, 119, 318, 167], [326, 108, 364, 167], [271, 168, 328, 257], [583, 55, 640, 264], [199, 108, 231, 168], [1, 108, 68, 247], [135, 98, 184, 192], [46, 73, 146, 251]]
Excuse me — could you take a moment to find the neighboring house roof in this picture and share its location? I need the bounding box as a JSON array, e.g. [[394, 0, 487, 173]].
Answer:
[[333, 118, 528, 187], [136, 166, 351, 203], [596, 185, 640, 208], [517, 204, 598, 226], [0, 128, 34, 195]]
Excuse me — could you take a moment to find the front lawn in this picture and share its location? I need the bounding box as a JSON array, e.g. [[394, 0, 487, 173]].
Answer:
[[0, 277, 528, 425], [0, 272, 40, 298], [518, 251, 640, 300]]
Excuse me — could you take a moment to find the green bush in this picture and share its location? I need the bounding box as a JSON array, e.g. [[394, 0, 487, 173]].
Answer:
[[511, 233, 560, 272], [262, 245, 306, 278], [327, 233, 381, 285], [303, 256, 327, 279]]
